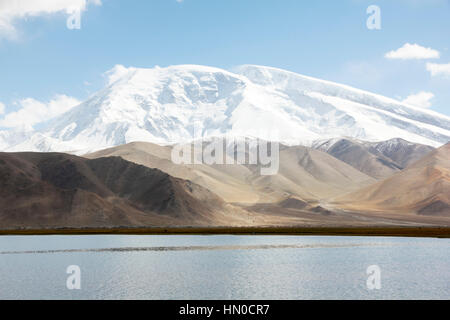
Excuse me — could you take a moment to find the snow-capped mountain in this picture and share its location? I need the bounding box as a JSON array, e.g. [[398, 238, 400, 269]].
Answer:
[[3, 64, 450, 153]]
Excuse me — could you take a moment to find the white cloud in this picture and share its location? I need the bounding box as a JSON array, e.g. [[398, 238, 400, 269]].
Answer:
[[385, 43, 440, 60], [426, 62, 450, 77], [104, 64, 135, 85], [0, 0, 102, 38], [0, 102, 5, 114], [402, 91, 434, 109], [0, 95, 81, 129]]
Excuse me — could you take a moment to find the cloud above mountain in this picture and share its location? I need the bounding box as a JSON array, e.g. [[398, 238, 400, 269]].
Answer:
[[0, 95, 80, 130], [385, 43, 440, 60], [402, 91, 435, 109], [0, 0, 102, 39], [104, 64, 135, 85], [426, 62, 450, 77]]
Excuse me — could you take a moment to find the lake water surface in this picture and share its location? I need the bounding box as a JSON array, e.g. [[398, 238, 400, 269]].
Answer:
[[0, 235, 448, 299]]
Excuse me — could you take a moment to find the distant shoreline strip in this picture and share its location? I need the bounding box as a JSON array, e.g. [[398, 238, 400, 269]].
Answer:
[[0, 243, 382, 255], [1, 226, 449, 238]]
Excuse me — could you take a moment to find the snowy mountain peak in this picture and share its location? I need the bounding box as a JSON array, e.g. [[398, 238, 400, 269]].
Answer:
[[3, 64, 450, 153]]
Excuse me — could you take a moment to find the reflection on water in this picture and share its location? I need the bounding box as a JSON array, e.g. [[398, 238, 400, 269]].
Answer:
[[0, 243, 381, 255], [0, 235, 448, 300]]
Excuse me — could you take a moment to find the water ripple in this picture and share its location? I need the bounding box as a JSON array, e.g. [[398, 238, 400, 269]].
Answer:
[[0, 243, 384, 255]]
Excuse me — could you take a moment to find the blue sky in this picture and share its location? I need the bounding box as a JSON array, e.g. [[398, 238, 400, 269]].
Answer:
[[1, 0, 449, 123]]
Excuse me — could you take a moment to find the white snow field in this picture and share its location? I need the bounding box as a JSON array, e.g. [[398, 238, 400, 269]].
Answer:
[[2, 64, 450, 154]]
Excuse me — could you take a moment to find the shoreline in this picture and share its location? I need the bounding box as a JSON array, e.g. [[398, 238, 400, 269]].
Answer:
[[0, 226, 449, 238]]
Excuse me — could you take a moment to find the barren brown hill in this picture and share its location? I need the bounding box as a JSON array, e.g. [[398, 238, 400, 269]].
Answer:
[[272, 145, 375, 201], [86, 141, 376, 204], [0, 152, 254, 229], [336, 143, 450, 216], [371, 138, 435, 168], [1, 147, 449, 231], [314, 138, 401, 179], [314, 138, 434, 179], [86, 142, 261, 203]]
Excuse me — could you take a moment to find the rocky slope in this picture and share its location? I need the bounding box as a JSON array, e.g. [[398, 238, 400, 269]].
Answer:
[[0, 152, 253, 229], [336, 143, 450, 216]]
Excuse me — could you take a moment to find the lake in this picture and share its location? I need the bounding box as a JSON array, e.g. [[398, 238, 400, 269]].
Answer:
[[0, 235, 448, 299]]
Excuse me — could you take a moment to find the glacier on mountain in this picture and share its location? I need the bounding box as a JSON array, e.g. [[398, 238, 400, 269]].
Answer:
[[2, 64, 450, 153]]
